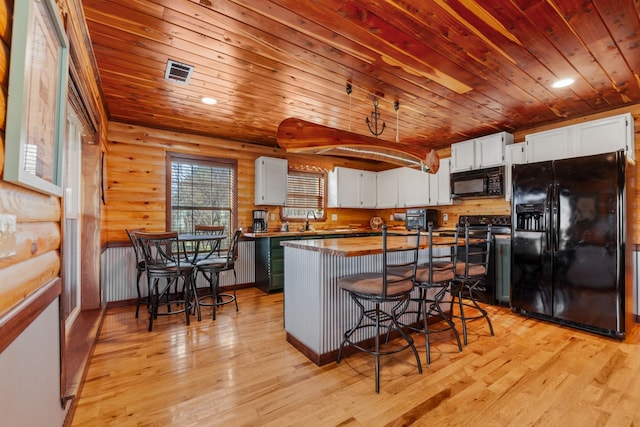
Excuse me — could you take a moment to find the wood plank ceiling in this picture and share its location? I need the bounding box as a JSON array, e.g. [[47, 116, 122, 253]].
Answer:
[[82, 0, 640, 152]]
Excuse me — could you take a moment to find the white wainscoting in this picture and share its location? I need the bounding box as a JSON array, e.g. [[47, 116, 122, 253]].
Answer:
[[284, 246, 450, 356], [101, 240, 255, 303]]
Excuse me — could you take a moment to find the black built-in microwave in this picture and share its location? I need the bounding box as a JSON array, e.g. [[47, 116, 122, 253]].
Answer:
[[405, 208, 438, 230], [450, 166, 505, 198]]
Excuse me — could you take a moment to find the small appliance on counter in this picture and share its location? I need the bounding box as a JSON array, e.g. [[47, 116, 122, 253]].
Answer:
[[252, 209, 268, 232], [405, 208, 438, 230]]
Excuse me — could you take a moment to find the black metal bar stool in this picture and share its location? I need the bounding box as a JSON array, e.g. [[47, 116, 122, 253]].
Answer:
[[336, 225, 423, 393], [407, 222, 462, 366], [126, 228, 147, 318], [136, 231, 196, 331], [451, 223, 494, 345], [195, 229, 241, 320]]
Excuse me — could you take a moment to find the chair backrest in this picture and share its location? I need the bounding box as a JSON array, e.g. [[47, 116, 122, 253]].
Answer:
[[454, 223, 492, 281], [126, 228, 146, 269], [421, 221, 458, 285], [220, 229, 242, 268], [381, 225, 421, 298], [194, 225, 225, 257], [136, 231, 182, 272], [195, 225, 225, 234]]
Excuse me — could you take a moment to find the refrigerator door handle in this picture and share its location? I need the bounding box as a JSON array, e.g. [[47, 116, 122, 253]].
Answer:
[[554, 183, 560, 252], [546, 184, 553, 251]]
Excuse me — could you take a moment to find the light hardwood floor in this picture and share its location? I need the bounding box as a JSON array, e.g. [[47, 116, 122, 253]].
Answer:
[[70, 287, 640, 426]]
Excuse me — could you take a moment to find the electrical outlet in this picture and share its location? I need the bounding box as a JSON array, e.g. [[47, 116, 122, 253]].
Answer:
[[331, 213, 338, 221], [270, 213, 275, 221], [443, 213, 449, 224], [389, 214, 394, 221], [0, 214, 17, 259]]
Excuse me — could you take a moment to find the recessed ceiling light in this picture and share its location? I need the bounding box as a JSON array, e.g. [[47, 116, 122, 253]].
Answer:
[[552, 78, 575, 88], [201, 97, 218, 105]]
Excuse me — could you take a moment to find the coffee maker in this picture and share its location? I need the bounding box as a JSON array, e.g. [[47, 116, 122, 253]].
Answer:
[[252, 209, 268, 232]]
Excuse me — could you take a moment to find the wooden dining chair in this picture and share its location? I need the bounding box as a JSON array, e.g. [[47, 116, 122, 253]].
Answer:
[[336, 225, 423, 393]]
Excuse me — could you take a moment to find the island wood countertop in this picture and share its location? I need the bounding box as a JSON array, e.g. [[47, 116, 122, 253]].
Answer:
[[243, 228, 381, 238], [281, 234, 463, 257]]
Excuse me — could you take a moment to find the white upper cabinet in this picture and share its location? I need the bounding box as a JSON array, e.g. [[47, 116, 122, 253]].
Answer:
[[574, 114, 634, 161], [505, 143, 526, 201], [525, 127, 574, 163], [451, 131, 514, 172], [397, 167, 429, 207], [376, 168, 399, 208], [254, 156, 287, 205], [476, 132, 513, 168], [359, 170, 377, 208], [433, 157, 452, 205], [525, 113, 634, 163], [450, 140, 476, 172], [328, 167, 377, 208]]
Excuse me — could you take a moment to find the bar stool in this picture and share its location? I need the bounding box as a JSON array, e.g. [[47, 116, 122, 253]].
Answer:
[[136, 231, 196, 331], [451, 223, 494, 345], [408, 222, 462, 366], [125, 228, 147, 318], [195, 229, 241, 320], [336, 225, 422, 393], [193, 225, 225, 260]]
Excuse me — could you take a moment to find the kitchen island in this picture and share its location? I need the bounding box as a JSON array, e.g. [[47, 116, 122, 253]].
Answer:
[[281, 234, 454, 365]]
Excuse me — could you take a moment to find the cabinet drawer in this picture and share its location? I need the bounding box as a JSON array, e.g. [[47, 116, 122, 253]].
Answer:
[[271, 272, 284, 291], [271, 258, 284, 275]]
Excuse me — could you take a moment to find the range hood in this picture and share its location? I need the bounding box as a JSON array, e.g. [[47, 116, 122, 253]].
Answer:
[[277, 118, 440, 173]]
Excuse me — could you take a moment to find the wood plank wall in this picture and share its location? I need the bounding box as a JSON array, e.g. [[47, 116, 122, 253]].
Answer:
[[105, 123, 388, 243], [104, 105, 638, 243], [105, 104, 640, 245]]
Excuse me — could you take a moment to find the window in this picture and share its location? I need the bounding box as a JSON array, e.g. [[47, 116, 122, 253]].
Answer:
[[282, 169, 325, 219], [167, 153, 237, 236]]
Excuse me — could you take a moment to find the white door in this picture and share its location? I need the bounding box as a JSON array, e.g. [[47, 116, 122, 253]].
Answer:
[[62, 107, 82, 327]]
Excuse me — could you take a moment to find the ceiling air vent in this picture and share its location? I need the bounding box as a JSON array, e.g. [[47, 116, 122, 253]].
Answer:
[[165, 60, 194, 84]]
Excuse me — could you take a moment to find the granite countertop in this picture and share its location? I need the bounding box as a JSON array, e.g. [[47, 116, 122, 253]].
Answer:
[[243, 227, 384, 238], [244, 226, 459, 239], [281, 234, 463, 257]]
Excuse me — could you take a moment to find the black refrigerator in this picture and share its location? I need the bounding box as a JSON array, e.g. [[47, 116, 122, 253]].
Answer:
[[510, 150, 630, 338]]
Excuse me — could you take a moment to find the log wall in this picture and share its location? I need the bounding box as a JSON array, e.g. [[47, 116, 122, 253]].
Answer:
[[105, 122, 388, 243], [106, 105, 640, 244], [0, 0, 64, 318]]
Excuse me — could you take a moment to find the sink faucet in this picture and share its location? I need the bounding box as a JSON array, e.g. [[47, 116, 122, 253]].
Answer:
[[305, 210, 317, 231]]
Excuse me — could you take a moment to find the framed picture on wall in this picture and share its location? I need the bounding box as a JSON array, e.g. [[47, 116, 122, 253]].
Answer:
[[3, 0, 69, 197]]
